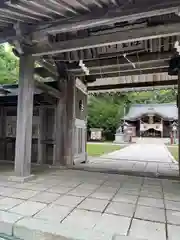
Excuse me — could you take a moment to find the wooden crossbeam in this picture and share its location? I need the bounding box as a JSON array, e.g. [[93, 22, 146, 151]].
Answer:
[[37, 59, 58, 77], [80, 67, 168, 79], [0, 1, 179, 45], [70, 52, 172, 70], [70, 60, 169, 77], [27, 23, 180, 56], [34, 67, 56, 79], [32, 2, 179, 38], [34, 81, 61, 99], [87, 79, 178, 91]]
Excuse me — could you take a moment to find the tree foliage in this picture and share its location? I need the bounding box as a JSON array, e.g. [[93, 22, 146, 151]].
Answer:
[[0, 44, 19, 84], [88, 89, 177, 140]]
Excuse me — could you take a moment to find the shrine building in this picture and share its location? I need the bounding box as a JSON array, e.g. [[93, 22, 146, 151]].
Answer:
[[123, 103, 178, 138]]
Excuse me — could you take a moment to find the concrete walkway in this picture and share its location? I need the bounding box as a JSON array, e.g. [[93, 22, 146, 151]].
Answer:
[[0, 169, 179, 240], [104, 143, 174, 162], [83, 141, 178, 178]]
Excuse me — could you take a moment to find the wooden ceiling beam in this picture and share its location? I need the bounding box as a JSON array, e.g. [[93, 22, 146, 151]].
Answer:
[[78, 67, 168, 79], [0, 1, 179, 44], [32, 1, 179, 38], [69, 51, 172, 69], [69, 58, 170, 77], [27, 23, 180, 56], [87, 79, 178, 91], [34, 81, 61, 99]]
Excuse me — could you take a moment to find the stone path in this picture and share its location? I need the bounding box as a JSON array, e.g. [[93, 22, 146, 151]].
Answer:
[[0, 169, 180, 240], [104, 140, 174, 162], [82, 141, 178, 178]]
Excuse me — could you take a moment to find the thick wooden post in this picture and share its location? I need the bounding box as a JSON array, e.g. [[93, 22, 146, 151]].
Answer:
[[178, 71, 180, 176], [38, 108, 47, 164], [84, 95, 88, 162], [0, 108, 6, 160], [53, 100, 64, 165], [53, 76, 75, 166], [65, 77, 76, 165], [14, 55, 34, 178]]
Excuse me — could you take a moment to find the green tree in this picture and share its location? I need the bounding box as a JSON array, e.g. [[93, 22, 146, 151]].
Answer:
[[0, 44, 19, 84], [88, 94, 128, 140]]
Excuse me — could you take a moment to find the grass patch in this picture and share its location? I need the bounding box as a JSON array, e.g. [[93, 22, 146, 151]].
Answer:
[[87, 143, 121, 157], [168, 146, 178, 161]]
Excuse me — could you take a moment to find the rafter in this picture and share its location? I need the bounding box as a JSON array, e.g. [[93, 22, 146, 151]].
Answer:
[[0, 1, 179, 44], [26, 23, 180, 56], [32, 2, 180, 38]]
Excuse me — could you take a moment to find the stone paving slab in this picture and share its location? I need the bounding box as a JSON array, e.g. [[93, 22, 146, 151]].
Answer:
[[129, 219, 166, 240], [167, 224, 180, 240], [135, 205, 166, 223], [0, 169, 179, 240], [103, 143, 174, 162], [83, 142, 178, 178]]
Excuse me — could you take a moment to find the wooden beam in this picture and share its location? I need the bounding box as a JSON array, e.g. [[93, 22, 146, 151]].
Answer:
[[32, 2, 179, 38], [34, 67, 56, 79], [27, 23, 180, 56], [87, 79, 178, 91], [89, 85, 177, 93], [0, 1, 179, 44], [34, 81, 61, 99], [37, 59, 58, 77], [69, 52, 172, 70], [83, 67, 168, 79], [70, 60, 169, 77]]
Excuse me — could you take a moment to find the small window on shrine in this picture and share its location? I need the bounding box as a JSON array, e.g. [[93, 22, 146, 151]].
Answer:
[[79, 100, 84, 112]]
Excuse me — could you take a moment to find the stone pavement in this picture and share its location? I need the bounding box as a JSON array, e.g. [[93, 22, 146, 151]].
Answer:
[[82, 141, 178, 178], [82, 158, 179, 178], [0, 169, 179, 240], [103, 142, 174, 162]]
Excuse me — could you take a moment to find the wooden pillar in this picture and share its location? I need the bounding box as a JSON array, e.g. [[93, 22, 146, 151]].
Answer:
[[53, 76, 75, 166], [84, 91, 88, 162], [53, 100, 64, 165], [65, 77, 76, 165], [178, 71, 180, 176], [0, 108, 6, 160], [38, 108, 47, 164], [14, 55, 34, 177]]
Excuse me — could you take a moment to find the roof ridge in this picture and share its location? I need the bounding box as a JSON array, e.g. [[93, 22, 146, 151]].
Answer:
[[131, 103, 176, 107]]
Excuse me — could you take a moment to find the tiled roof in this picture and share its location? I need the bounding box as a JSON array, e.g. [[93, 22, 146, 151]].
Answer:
[[124, 103, 177, 120]]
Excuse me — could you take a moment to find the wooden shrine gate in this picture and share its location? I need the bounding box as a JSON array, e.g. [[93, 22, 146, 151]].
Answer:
[[0, 0, 179, 178]]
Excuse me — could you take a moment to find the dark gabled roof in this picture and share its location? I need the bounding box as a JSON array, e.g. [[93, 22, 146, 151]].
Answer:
[[124, 103, 177, 121], [0, 82, 57, 106]]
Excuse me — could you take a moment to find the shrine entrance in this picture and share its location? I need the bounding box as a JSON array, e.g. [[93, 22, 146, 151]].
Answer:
[[141, 128, 161, 138], [0, 0, 179, 179]]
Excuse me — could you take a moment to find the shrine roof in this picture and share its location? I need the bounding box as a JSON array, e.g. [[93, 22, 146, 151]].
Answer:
[[0, 82, 58, 106], [124, 103, 177, 121]]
